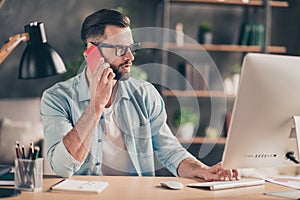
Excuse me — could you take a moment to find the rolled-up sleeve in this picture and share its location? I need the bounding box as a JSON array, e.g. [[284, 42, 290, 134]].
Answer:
[[50, 140, 82, 177], [146, 85, 194, 176], [40, 87, 82, 177]]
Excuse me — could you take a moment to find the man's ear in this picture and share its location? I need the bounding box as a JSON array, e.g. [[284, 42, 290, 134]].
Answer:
[[86, 42, 92, 49]]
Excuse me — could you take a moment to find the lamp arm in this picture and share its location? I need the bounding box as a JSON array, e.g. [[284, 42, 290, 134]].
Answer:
[[0, 33, 29, 64]]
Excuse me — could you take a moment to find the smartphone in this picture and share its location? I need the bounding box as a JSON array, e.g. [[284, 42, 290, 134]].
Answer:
[[83, 45, 103, 74]]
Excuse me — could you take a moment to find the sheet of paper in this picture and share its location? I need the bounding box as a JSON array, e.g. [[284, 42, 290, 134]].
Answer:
[[266, 176, 300, 189], [265, 190, 300, 200]]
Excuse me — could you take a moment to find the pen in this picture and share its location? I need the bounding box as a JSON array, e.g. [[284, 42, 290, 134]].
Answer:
[[21, 145, 26, 159], [15, 144, 23, 159], [49, 179, 66, 191], [27, 141, 34, 160], [27, 146, 40, 188], [15, 141, 23, 158], [32, 146, 40, 160], [15, 144, 26, 186]]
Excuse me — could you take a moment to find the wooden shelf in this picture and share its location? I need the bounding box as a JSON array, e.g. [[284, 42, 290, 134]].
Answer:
[[179, 136, 227, 144], [170, 0, 289, 7], [142, 42, 287, 53], [141, 42, 160, 49], [163, 89, 235, 98], [167, 43, 287, 53]]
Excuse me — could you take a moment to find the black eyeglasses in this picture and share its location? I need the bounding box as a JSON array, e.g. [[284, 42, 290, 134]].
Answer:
[[91, 42, 141, 57]]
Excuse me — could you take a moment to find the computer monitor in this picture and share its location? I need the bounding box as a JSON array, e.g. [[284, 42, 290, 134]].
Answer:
[[222, 53, 300, 169]]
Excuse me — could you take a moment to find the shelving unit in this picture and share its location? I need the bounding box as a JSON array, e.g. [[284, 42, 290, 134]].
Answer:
[[157, 0, 288, 146], [162, 0, 288, 52]]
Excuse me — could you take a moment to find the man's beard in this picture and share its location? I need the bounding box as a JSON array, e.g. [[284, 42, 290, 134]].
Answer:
[[110, 61, 130, 81]]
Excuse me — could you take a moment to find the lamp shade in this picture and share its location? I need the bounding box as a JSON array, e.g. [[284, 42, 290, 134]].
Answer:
[[19, 22, 66, 79]]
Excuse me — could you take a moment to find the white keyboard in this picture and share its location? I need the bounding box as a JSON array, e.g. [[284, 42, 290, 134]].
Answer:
[[187, 179, 265, 191]]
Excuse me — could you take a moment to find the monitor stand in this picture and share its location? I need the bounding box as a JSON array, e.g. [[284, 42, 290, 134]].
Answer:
[[292, 116, 300, 163]]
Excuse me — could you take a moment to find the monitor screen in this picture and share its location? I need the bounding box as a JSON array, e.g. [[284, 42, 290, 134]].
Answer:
[[222, 53, 300, 169]]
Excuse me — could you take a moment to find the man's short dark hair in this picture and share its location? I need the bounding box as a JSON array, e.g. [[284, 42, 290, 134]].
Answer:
[[81, 8, 130, 45]]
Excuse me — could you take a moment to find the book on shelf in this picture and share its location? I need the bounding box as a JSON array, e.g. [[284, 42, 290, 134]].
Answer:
[[184, 63, 210, 91], [192, 64, 204, 90], [239, 23, 265, 46], [239, 23, 252, 45], [249, 23, 265, 46], [177, 62, 187, 90], [185, 63, 193, 90]]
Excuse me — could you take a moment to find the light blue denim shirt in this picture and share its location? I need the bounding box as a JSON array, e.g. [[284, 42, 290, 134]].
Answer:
[[40, 69, 194, 177]]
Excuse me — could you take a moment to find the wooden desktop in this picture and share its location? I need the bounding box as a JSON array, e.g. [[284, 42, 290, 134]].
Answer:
[[0, 176, 294, 199]]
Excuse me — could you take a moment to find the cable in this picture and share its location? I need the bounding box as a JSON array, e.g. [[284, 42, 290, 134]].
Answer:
[[286, 151, 299, 164]]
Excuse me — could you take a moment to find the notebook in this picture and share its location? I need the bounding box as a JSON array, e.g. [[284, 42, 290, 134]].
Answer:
[[0, 173, 14, 186], [50, 179, 109, 194]]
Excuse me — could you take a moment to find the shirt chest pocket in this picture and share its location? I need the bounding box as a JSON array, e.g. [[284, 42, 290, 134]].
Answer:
[[131, 123, 151, 138], [131, 123, 153, 154], [115, 101, 150, 135]]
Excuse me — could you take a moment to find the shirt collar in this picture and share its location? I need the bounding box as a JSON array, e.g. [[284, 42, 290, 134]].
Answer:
[[115, 80, 131, 101], [77, 68, 90, 102]]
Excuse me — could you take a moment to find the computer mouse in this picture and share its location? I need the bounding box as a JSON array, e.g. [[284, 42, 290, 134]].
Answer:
[[160, 180, 184, 190]]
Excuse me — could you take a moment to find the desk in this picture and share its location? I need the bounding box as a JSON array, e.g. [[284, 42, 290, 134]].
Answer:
[[0, 176, 294, 199]]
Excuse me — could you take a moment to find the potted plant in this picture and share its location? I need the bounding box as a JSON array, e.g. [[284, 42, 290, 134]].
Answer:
[[198, 21, 213, 44], [172, 107, 199, 140]]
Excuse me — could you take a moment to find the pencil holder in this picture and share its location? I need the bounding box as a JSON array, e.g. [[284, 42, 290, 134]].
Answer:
[[14, 158, 43, 191]]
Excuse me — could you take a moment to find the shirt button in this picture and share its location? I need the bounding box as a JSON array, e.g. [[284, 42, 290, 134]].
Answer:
[[98, 139, 102, 143], [95, 162, 100, 166]]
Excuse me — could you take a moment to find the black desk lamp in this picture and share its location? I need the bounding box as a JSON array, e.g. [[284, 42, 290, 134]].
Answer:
[[0, 21, 66, 79]]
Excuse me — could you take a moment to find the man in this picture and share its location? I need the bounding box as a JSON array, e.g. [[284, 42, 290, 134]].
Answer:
[[41, 8, 239, 180]]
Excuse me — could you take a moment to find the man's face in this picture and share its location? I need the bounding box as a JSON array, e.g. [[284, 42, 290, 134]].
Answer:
[[88, 25, 135, 81]]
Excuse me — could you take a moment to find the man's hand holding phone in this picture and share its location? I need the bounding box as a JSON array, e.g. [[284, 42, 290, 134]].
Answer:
[[84, 45, 115, 115]]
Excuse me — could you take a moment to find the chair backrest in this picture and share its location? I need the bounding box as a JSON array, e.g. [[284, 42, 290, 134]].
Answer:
[[0, 98, 41, 123], [0, 98, 54, 175]]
